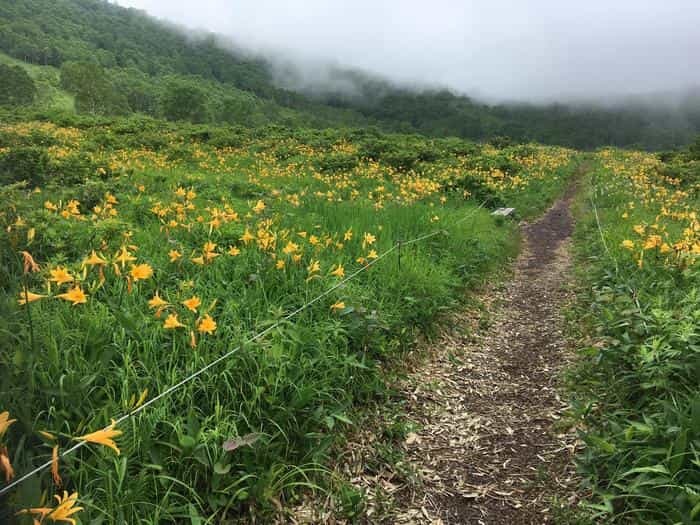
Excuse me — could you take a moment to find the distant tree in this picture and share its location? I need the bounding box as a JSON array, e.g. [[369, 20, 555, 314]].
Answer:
[[220, 95, 256, 126], [161, 79, 209, 123], [688, 135, 700, 160], [0, 63, 36, 106], [110, 68, 158, 115], [60, 61, 128, 115]]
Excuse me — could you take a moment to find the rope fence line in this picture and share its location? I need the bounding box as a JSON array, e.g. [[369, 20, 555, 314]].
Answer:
[[1, 201, 489, 497], [589, 188, 647, 330]]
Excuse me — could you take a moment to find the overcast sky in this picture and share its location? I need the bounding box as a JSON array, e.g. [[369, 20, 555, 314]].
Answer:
[[114, 0, 700, 102]]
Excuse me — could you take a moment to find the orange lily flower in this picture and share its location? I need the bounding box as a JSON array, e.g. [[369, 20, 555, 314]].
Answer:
[[0, 446, 14, 482], [1, 411, 17, 437], [51, 445, 62, 487], [20, 251, 40, 274]]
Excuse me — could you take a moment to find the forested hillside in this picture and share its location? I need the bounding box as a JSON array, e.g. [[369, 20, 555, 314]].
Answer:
[[1, 0, 700, 149]]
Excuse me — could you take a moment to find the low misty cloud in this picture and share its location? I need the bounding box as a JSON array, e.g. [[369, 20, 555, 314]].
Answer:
[[114, 0, 700, 103]]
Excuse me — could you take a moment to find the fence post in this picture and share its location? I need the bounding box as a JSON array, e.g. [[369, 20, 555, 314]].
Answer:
[[397, 239, 402, 270]]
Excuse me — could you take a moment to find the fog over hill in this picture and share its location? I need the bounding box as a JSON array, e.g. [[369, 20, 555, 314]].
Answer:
[[114, 0, 700, 104], [2, 0, 699, 148]]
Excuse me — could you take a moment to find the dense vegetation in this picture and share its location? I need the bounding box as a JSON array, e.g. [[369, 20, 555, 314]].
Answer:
[[0, 115, 579, 522], [1, 0, 699, 149], [0, 63, 36, 107], [571, 140, 700, 522], [1, 1, 699, 522]]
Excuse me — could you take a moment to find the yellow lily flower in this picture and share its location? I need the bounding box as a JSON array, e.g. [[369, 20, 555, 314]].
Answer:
[[163, 313, 185, 329], [49, 267, 74, 285], [75, 421, 122, 455], [115, 246, 137, 267], [18, 290, 46, 305], [56, 286, 87, 306], [130, 263, 153, 281], [148, 292, 169, 310], [182, 296, 201, 312], [240, 229, 255, 244], [330, 265, 345, 278], [48, 491, 83, 525], [197, 314, 217, 334], [307, 260, 320, 275], [83, 250, 107, 266]]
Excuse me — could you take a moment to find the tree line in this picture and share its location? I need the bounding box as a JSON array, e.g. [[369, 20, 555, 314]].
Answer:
[[1, 0, 699, 149]]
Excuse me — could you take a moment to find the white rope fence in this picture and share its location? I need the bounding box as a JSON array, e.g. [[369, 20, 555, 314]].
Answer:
[[0, 201, 488, 496], [589, 187, 647, 330]]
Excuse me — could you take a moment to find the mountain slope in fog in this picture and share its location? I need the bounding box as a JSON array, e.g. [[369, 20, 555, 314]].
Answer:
[[1, 0, 699, 148]]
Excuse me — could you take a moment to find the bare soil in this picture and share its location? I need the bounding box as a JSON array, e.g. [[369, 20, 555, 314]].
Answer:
[[383, 186, 580, 524]]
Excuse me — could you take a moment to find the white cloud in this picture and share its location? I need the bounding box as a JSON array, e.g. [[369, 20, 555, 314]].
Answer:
[[114, 0, 700, 102]]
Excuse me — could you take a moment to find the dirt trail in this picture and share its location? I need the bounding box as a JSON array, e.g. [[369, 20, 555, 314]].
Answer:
[[386, 185, 580, 524]]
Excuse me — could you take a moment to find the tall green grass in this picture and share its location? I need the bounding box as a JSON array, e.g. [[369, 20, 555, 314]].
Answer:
[[0, 118, 576, 522], [569, 151, 700, 523]]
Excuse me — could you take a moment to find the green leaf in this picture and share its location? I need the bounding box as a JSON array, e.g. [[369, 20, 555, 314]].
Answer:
[[213, 462, 231, 475], [179, 435, 196, 450], [669, 429, 688, 474], [332, 413, 353, 425], [188, 503, 203, 525], [587, 434, 616, 454], [620, 464, 669, 478], [691, 501, 700, 520]]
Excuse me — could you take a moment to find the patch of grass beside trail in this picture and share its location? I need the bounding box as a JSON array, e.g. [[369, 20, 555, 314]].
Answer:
[[0, 52, 75, 112], [0, 118, 578, 522], [567, 146, 700, 524]]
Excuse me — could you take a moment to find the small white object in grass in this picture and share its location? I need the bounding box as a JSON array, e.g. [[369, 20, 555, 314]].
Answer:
[[492, 207, 515, 216], [222, 433, 262, 452]]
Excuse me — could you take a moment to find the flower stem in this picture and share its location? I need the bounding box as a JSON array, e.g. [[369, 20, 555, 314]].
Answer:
[[22, 277, 36, 354]]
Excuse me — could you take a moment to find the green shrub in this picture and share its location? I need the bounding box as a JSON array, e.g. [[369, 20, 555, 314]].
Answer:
[[0, 146, 49, 185], [0, 63, 36, 106], [313, 153, 359, 173]]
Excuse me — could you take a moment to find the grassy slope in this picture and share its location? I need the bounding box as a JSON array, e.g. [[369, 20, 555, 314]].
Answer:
[[0, 52, 75, 111]]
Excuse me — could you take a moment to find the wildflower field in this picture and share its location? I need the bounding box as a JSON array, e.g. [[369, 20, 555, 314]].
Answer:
[[571, 145, 700, 522], [0, 117, 578, 522]]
